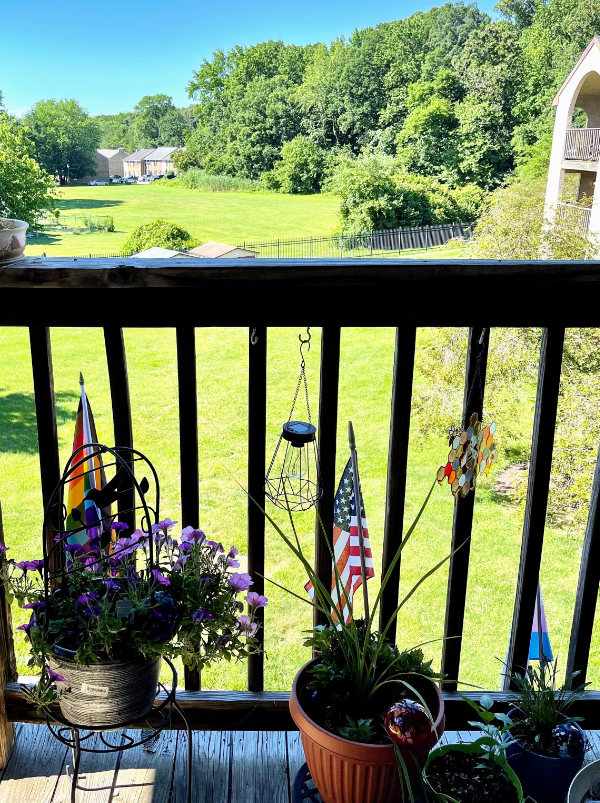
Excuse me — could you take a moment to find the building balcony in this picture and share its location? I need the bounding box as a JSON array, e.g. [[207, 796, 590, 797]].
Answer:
[[564, 127, 600, 163], [0, 258, 600, 799], [555, 201, 592, 232]]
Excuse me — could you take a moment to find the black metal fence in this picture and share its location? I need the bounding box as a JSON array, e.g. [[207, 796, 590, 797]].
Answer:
[[240, 222, 476, 258]]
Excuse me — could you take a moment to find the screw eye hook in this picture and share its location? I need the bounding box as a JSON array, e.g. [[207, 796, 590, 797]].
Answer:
[[250, 327, 258, 346]]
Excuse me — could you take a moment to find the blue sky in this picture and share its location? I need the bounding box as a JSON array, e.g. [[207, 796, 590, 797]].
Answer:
[[1, 0, 498, 117]]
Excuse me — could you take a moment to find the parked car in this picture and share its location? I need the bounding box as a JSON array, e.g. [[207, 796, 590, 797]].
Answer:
[[122, 176, 136, 184], [109, 175, 122, 183], [88, 179, 109, 186], [137, 176, 151, 184]]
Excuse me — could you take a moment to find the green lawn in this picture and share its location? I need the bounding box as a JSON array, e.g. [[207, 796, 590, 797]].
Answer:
[[26, 183, 341, 256], [0, 326, 597, 693]]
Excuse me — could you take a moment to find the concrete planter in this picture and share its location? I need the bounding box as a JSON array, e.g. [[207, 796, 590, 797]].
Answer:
[[0, 219, 28, 264]]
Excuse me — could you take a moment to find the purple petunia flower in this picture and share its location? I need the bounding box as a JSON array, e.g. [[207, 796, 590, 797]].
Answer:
[[112, 521, 129, 532], [192, 608, 215, 624], [227, 558, 240, 568], [236, 615, 258, 637], [22, 601, 45, 610], [173, 554, 190, 571], [151, 518, 177, 538], [228, 546, 239, 558], [227, 573, 253, 592], [64, 543, 83, 557], [245, 592, 268, 608], [14, 561, 31, 572], [152, 569, 170, 586], [103, 578, 120, 591], [46, 667, 67, 684], [17, 622, 32, 634], [0, 543, 8, 553], [181, 526, 205, 544]]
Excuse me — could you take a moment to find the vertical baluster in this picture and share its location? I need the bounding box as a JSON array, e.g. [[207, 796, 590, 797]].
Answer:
[[176, 326, 201, 691], [103, 327, 134, 529], [441, 327, 490, 689], [248, 326, 267, 691], [0, 498, 16, 767], [505, 328, 565, 684], [566, 439, 600, 684], [29, 327, 62, 572], [314, 326, 341, 628], [379, 326, 417, 639]]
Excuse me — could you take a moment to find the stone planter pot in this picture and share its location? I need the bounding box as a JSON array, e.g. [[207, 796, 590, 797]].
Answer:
[[567, 759, 600, 803], [289, 658, 445, 803], [0, 219, 28, 264], [506, 711, 585, 803], [49, 648, 161, 728]]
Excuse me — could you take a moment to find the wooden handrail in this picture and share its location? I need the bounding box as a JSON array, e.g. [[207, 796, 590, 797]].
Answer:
[[564, 127, 600, 161]]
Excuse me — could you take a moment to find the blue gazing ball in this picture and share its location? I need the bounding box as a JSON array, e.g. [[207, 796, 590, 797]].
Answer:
[[550, 722, 585, 758]]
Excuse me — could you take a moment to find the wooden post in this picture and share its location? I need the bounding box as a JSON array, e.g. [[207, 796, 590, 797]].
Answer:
[[0, 499, 16, 767]]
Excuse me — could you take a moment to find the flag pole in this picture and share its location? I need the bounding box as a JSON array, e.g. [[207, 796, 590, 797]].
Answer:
[[348, 421, 369, 617]]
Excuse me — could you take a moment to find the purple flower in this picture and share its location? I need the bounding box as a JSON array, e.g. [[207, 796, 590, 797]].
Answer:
[[103, 578, 120, 591], [192, 608, 215, 624], [236, 615, 258, 637], [112, 521, 129, 532], [0, 543, 8, 553], [64, 543, 83, 557], [227, 558, 240, 568], [17, 622, 32, 634], [81, 556, 99, 572], [228, 546, 239, 558], [22, 601, 45, 610], [227, 573, 253, 592], [151, 518, 177, 539], [245, 592, 268, 608], [14, 561, 31, 572], [181, 526, 205, 544], [152, 569, 170, 586], [46, 667, 67, 684], [173, 554, 190, 571]]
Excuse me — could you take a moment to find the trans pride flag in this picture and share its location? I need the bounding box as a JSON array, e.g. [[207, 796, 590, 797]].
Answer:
[[65, 375, 110, 549]]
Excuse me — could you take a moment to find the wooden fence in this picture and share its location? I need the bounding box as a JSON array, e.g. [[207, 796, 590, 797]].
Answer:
[[0, 257, 599, 761]]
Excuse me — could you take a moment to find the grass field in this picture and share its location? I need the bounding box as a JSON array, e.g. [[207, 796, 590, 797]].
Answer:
[[25, 183, 341, 256], [0, 326, 597, 693]]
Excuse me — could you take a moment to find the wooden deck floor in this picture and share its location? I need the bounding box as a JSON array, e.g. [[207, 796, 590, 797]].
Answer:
[[0, 724, 599, 802]]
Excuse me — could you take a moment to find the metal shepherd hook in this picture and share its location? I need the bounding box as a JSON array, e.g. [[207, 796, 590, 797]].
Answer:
[[348, 420, 370, 617]]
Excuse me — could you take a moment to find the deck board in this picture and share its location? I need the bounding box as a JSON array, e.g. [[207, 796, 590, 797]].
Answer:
[[1, 725, 600, 802]]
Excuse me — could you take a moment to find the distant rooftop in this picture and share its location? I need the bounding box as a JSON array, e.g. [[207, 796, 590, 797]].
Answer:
[[124, 148, 155, 162], [97, 148, 127, 158], [149, 146, 180, 160], [132, 247, 191, 259], [187, 241, 259, 258]]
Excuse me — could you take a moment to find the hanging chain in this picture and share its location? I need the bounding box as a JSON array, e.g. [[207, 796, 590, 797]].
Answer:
[[463, 327, 487, 428], [287, 327, 312, 423]]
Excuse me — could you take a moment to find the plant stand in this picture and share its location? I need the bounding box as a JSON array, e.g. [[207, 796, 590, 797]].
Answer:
[[43, 657, 191, 803]]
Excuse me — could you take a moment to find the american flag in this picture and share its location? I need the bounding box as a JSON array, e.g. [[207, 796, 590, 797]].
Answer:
[[306, 458, 374, 623]]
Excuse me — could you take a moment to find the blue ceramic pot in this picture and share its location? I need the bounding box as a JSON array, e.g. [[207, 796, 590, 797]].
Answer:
[[505, 710, 585, 803]]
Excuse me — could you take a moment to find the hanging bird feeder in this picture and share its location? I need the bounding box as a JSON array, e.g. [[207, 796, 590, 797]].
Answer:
[[265, 328, 322, 511]]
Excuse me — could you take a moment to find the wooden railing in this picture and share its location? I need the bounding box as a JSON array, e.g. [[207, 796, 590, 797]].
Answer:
[[1, 257, 600, 755], [564, 127, 600, 161]]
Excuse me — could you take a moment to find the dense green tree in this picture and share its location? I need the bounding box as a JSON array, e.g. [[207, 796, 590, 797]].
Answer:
[[95, 111, 137, 150], [263, 135, 328, 193], [129, 94, 186, 147], [0, 114, 56, 225], [396, 97, 460, 181], [22, 99, 100, 184]]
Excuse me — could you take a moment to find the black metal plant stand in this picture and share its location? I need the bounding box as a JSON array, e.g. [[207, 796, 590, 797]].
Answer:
[[44, 658, 192, 803]]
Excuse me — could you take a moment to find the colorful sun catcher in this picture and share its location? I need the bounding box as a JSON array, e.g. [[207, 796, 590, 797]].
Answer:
[[437, 412, 496, 499]]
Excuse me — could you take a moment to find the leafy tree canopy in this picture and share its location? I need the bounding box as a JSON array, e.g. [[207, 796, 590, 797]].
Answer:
[[0, 114, 56, 226], [22, 99, 100, 185]]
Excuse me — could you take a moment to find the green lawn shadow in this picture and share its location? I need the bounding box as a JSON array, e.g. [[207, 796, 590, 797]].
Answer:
[[0, 391, 79, 454], [57, 199, 125, 211], [26, 232, 61, 246]]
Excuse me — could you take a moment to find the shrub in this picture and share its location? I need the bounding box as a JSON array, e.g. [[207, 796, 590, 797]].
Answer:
[[262, 136, 328, 193], [177, 169, 260, 192], [122, 219, 197, 255]]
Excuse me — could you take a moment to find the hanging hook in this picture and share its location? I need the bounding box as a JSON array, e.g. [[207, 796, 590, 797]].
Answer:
[[298, 326, 311, 355], [478, 327, 488, 346], [250, 327, 258, 346]]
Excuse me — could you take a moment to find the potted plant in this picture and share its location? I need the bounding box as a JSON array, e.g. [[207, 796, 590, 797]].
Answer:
[[567, 760, 600, 803], [2, 518, 265, 728], [0, 218, 29, 264], [423, 694, 523, 802], [505, 657, 588, 803], [265, 482, 447, 803]]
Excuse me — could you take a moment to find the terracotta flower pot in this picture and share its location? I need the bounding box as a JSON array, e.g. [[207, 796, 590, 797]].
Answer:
[[289, 659, 445, 803]]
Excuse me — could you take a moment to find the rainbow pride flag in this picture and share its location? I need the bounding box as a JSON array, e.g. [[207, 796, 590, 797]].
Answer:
[[65, 375, 110, 548]]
